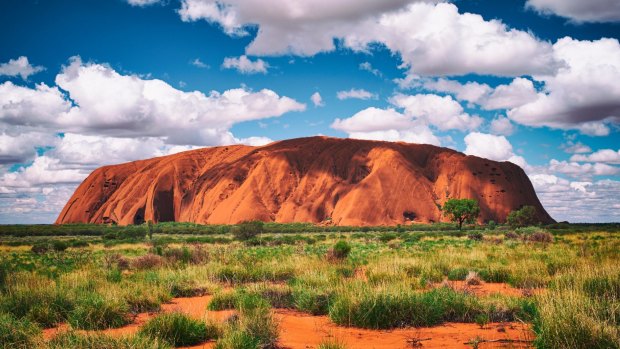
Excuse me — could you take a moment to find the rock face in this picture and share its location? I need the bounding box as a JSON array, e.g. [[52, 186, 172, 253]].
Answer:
[[56, 136, 554, 226]]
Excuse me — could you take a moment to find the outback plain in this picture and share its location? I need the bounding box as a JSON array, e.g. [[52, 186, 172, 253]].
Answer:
[[1, 220, 619, 349]]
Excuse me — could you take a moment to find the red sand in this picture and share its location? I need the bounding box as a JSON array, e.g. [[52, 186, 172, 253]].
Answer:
[[56, 136, 553, 226], [443, 281, 526, 297], [43, 294, 534, 348]]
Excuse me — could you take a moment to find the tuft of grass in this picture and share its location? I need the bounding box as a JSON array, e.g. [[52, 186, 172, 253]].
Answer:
[[215, 293, 278, 349], [0, 273, 72, 328], [209, 290, 239, 311], [46, 331, 172, 349], [534, 265, 619, 349], [447, 267, 469, 281], [292, 284, 333, 315], [0, 312, 42, 349], [139, 312, 216, 346], [68, 293, 130, 330], [329, 285, 479, 329], [465, 271, 482, 286], [318, 338, 347, 349]]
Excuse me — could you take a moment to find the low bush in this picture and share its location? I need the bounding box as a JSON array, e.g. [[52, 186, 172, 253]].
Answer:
[[139, 312, 215, 346], [131, 254, 164, 270], [232, 221, 264, 241], [0, 312, 41, 349], [467, 232, 483, 241], [327, 240, 351, 261]]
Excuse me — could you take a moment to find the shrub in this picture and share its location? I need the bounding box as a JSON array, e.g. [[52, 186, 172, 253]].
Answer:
[[527, 231, 554, 244], [232, 221, 264, 241], [506, 206, 539, 228], [46, 331, 172, 349], [0, 312, 41, 349], [52, 241, 69, 252], [104, 253, 130, 270], [68, 293, 130, 330], [139, 312, 216, 346], [467, 232, 483, 241], [474, 313, 489, 329], [327, 240, 351, 261], [504, 231, 520, 240], [30, 243, 50, 254], [131, 254, 164, 270], [378, 233, 398, 243]]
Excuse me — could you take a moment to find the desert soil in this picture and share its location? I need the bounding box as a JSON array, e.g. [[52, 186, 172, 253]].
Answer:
[[43, 283, 534, 349]]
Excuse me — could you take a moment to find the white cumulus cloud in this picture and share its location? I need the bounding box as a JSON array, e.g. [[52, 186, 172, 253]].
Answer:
[[310, 92, 324, 107], [526, 0, 620, 23], [508, 37, 620, 136], [0, 56, 45, 80], [570, 149, 620, 164], [336, 88, 377, 100], [222, 55, 269, 74]]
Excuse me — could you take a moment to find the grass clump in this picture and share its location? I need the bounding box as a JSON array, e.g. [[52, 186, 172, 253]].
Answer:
[[535, 265, 620, 349], [0, 312, 41, 349], [318, 338, 347, 349], [447, 267, 469, 281], [0, 273, 72, 327], [208, 290, 239, 311], [46, 331, 172, 349], [139, 312, 217, 346], [68, 293, 130, 330], [329, 285, 478, 329], [215, 293, 278, 349]]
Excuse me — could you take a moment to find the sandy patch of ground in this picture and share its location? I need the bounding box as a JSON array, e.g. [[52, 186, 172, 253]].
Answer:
[[44, 294, 534, 349]]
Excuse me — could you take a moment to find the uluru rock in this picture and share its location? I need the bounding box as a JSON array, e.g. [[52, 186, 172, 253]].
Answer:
[[56, 136, 554, 226]]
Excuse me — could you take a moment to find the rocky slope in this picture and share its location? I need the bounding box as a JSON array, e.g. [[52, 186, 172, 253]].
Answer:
[[56, 136, 554, 226]]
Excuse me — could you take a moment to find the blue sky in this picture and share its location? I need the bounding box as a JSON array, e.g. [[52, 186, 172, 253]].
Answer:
[[0, 0, 619, 223]]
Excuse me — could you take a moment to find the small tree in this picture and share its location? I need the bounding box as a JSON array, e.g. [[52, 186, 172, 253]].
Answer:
[[506, 206, 538, 227], [442, 198, 480, 230]]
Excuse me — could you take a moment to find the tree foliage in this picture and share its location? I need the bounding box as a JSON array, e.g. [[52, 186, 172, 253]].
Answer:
[[442, 199, 480, 230], [506, 206, 539, 227]]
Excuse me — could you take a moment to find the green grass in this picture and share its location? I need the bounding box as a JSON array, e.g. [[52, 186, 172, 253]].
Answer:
[[215, 293, 278, 349], [139, 312, 217, 346], [46, 331, 172, 349], [329, 285, 478, 329], [0, 312, 41, 349], [0, 224, 619, 347], [68, 293, 131, 330]]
